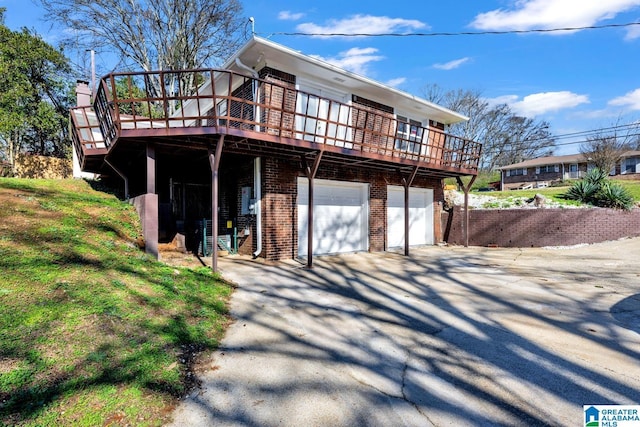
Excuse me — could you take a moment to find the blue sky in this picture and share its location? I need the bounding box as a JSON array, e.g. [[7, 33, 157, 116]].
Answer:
[[2, 0, 640, 154]]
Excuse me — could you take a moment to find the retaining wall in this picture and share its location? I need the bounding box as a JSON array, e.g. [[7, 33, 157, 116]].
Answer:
[[14, 154, 72, 179], [442, 206, 640, 247]]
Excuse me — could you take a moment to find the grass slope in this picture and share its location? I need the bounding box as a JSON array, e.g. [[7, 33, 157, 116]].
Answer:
[[0, 179, 233, 426]]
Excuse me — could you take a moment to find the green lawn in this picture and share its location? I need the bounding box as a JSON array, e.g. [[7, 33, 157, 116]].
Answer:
[[472, 179, 640, 208], [616, 179, 640, 200], [0, 178, 233, 426]]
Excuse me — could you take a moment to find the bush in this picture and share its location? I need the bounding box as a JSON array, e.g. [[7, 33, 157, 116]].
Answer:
[[597, 182, 635, 210], [584, 167, 608, 187], [563, 168, 635, 210], [565, 180, 599, 203]]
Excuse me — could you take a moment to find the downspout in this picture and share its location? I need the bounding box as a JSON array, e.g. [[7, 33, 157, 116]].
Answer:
[[253, 157, 262, 258], [235, 58, 258, 79], [234, 58, 263, 259]]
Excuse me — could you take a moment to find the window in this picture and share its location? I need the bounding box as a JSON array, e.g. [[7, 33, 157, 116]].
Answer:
[[568, 163, 580, 179], [624, 157, 639, 174], [295, 82, 351, 147], [536, 164, 559, 174], [395, 116, 424, 153], [507, 168, 527, 177]]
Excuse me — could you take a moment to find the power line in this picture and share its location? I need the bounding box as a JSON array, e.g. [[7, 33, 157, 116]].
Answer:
[[263, 21, 640, 38], [480, 132, 640, 157], [551, 122, 640, 141], [470, 122, 640, 157]]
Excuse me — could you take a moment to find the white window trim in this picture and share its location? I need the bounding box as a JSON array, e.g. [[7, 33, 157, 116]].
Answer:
[[395, 113, 426, 154], [295, 79, 352, 146]]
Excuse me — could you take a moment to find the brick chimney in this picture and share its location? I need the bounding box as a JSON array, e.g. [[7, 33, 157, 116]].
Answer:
[[75, 80, 91, 107]]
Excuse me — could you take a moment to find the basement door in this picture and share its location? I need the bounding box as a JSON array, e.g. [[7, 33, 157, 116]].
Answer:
[[387, 186, 434, 248], [298, 178, 369, 257]]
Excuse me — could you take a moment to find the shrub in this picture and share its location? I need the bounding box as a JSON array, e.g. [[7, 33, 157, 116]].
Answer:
[[565, 180, 599, 204], [563, 168, 635, 210], [597, 182, 635, 210], [584, 167, 609, 186]]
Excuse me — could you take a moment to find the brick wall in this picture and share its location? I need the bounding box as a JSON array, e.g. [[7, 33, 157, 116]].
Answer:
[[259, 67, 297, 137], [351, 97, 395, 156], [262, 157, 298, 260], [614, 173, 640, 181], [261, 156, 444, 260], [442, 207, 640, 247]]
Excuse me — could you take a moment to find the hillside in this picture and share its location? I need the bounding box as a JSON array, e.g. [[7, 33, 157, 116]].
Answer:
[[0, 178, 232, 426]]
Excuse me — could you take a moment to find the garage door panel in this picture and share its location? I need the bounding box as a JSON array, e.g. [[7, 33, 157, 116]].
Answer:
[[298, 178, 369, 257], [387, 186, 434, 248]]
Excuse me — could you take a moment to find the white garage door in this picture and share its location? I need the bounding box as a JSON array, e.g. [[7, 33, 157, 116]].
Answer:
[[387, 186, 434, 248], [298, 178, 369, 257]]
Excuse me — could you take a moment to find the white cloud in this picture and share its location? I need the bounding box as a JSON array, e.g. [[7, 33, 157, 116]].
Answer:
[[296, 15, 427, 37], [385, 77, 406, 88], [568, 108, 621, 120], [609, 88, 640, 110], [471, 0, 640, 32], [432, 57, 470, 70], [486, 95, 520, 107], [488, 91, 590, 117], [311, 47, 384, 75], [278, 11, 305, 21], [625, 22, 640, 39]]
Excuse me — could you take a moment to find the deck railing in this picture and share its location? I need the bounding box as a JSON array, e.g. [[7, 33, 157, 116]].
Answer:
[[70, 106, 107, 169], [78, 69, 481, 173]]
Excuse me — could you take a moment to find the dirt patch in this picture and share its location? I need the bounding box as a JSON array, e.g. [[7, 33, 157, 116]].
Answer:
[[0, 358, 22, 374]]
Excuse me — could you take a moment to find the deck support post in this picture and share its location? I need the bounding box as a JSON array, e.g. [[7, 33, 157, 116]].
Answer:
[[456, 175, 477, 247], [209, 135, 225, 273], [144, 143, 158, 259], [401, 166, 420, 256], [146, 143, 156, 194], [302, 151, 323, 269]]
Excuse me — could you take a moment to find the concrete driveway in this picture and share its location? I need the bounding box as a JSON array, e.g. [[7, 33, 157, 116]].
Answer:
[[168, 238, 640, 426]]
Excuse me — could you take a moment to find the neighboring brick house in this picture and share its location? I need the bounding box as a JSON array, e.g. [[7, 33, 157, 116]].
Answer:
[[499, 151, 640, 190], [70, 36, 481, 269]]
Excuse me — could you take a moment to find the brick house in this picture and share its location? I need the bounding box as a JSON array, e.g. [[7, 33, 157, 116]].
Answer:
[[499, 151, 640, 190], [70, 36, 481, 269]]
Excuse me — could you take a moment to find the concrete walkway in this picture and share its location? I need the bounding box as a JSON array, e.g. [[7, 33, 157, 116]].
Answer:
[[168, 238, 640, 426]]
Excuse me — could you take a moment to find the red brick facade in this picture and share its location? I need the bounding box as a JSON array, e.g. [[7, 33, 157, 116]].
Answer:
[[259, 67, 297, 137], [262, 157, 299, 260], [351, 97, 396, 156], [260, 156, 444, 260], [442, 206, 640, 247]]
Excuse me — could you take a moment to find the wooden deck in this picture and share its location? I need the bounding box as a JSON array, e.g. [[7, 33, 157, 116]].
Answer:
[[71, 69, 481, 177]]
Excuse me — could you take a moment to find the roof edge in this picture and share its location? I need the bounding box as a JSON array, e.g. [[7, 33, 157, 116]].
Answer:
[[224, 36, 469, 124]]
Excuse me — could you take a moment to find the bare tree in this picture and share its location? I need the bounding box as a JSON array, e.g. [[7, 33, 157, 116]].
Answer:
[[580, 121, 638, 173], [39, 0, 245, 100], [423, 84, 555, 171]]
